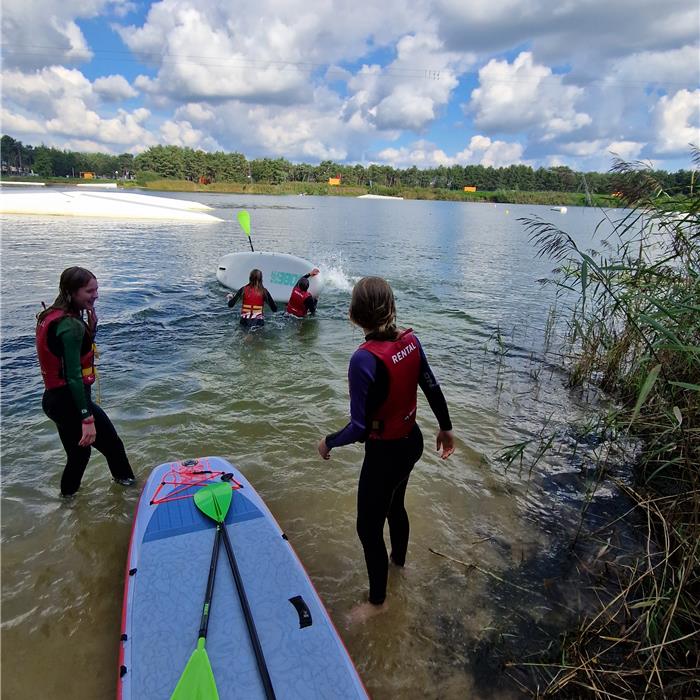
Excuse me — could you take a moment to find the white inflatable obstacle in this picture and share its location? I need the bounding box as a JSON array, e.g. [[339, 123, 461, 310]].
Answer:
[[0, 190, 221, 221]]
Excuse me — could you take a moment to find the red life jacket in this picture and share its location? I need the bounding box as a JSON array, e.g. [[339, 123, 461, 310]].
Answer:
[[241, 286, 265, 319], [360, 328, 420, 440], [286, 287, 311, 317], [36, 308, 95, 390]]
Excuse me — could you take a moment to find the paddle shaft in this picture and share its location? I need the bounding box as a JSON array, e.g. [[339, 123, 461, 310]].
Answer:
[[221, 526, 276, 700], [247, 237, 254, 252], [199, 524, 222, 639]]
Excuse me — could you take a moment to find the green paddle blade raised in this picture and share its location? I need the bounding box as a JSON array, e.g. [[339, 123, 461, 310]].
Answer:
[[195, 483, 233, 524], [237, 210, 251, 237], [171, 637, 219, 700]]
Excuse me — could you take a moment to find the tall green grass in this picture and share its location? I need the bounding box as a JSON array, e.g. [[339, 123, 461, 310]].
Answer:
[[515, 151, 699, 697]]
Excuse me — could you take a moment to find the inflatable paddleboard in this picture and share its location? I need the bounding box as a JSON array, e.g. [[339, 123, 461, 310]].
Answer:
[[216, 252, 321, 302], [118, 456, 367, 700]]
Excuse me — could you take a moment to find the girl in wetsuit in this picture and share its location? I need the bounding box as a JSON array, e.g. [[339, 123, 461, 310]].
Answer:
[[36, 266, 135, 496], [227, 268, 278, 327], [317, 276, 455, 621]]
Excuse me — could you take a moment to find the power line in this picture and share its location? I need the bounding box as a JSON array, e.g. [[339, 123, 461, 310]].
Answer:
[[3, 43, 696, 89]]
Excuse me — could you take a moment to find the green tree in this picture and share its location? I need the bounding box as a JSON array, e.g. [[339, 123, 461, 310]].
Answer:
[[32, 146, 54, 177]]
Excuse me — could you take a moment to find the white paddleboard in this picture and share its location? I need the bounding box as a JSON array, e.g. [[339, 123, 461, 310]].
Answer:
[[216, 251, 321, 303]]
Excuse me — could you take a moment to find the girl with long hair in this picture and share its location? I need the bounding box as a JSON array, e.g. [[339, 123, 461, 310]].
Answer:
[[36, 266, 135, 496], [226, 268, 278, 327], [318, 276, 455, 622]]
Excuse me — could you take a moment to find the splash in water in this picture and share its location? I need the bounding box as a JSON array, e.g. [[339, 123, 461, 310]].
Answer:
[[314, 255, 355, 293]]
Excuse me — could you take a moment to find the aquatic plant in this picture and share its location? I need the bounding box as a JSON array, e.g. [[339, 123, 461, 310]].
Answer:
[[512, 149, 699, 698]]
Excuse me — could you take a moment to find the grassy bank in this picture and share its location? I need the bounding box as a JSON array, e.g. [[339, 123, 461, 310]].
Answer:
[[122, 178, 619, 207], [510, 154, 699, 697], [2, 175, 621, 207]]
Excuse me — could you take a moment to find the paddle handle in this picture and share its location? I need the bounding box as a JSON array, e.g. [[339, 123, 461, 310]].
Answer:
[[221, 527, 276, 700], [199, 525, 222, 639]]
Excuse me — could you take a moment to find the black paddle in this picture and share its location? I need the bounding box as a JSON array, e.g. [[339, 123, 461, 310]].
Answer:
[[195, 482, 276, 700]]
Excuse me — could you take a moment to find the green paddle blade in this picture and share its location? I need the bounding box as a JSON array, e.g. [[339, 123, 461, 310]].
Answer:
[[171, 637, 219, 700], [194, 482, 233, 524], [237, 210, 251, 237]]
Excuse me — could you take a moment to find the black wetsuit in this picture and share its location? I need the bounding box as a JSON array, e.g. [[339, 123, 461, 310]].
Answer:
[[325, 332, 452, 604]]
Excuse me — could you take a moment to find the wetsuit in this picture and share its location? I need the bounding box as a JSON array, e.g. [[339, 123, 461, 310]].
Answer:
[[325, 331, 452, 604], [37, 312, 134, 496], [227, 285, 278, 327]]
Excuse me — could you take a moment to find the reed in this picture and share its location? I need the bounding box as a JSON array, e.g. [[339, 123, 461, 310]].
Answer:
[[511, 151, 699, 697]]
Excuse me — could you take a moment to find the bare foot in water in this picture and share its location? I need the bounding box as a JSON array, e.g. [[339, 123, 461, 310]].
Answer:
[[346, 600, 388, 626]]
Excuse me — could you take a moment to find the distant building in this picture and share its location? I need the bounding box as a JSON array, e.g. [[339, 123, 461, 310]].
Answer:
[[464, 186, 477, 192], [328, 177, 341, 186], [80, 171, 95, 179]]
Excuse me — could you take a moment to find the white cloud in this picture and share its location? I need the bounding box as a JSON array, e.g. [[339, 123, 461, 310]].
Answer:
[[116, 0, 420, 104], [605, 45, 700, 89], [376, 134, 523, 168], [1, 64, 156, 152], [1, 0, 697, 171], [558, 140, 605, 157], [456, 135, 524, 167], [160, 120, 221, 150], [1, 0, 134, 69], [0, 108, 48, 135], [343, 32, 473, 133], [469, 52, 591, 138], [435, 0, 699, 71], [175, 103, 216, 122], [93, 75, 138, 101], [376, 140, 455, 168], [246, 103, 349, 162], [653, 89, 700, 154], [607, 140, 645, 160]]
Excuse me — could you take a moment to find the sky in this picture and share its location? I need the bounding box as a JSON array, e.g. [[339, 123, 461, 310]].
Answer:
[[2, 0, 699, 172]]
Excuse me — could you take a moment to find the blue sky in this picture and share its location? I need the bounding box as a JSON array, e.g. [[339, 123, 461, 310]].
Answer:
[[2, 0, 699, 172]]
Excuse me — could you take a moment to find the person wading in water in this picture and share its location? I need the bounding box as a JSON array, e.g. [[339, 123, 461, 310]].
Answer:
[[36, 266, 135, 497], [318, 276, 455, 623]]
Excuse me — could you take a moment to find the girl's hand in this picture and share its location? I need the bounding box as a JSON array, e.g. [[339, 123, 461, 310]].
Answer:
[[317, 438, 331, 460], [85, 305, 98, 333], [79, 421, 96, 447], [226, 293, 234, 301], [436, 430, 455, 459], [310, 268, 320, 277]]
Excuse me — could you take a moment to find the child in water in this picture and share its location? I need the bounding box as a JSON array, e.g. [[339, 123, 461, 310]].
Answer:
[[286, 268, 320, 318], [227, 268, 278, 327], [317, 276, 454, 623]]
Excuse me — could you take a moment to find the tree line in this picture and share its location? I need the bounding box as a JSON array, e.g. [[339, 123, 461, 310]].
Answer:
[[1, 135, 695, 194]]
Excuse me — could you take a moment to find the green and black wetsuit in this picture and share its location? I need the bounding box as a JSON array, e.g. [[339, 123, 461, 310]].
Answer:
[[39, 314, 134, 495]]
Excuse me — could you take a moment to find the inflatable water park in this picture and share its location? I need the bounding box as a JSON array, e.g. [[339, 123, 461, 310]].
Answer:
[[0, 189, 222, 222]]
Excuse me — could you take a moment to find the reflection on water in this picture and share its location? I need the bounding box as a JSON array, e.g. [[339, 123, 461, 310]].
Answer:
[[1, 194, 635, 698]]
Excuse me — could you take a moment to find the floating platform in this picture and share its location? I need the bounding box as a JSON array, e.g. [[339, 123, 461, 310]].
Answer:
[[0, 190, 221, 222], [357, 194, 404, 200]]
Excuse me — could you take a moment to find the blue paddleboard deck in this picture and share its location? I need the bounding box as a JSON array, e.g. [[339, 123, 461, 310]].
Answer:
[[118, 456, 367, 699]]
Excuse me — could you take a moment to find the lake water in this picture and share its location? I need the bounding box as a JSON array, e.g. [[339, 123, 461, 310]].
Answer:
[[1, 192, 636, 698]]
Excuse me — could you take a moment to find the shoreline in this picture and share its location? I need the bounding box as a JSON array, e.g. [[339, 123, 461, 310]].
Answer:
[[1, 177, 620, 208]]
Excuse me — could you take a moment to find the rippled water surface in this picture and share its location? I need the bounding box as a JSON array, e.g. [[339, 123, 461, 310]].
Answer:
[[2, 192, 626, 698]]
